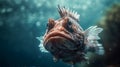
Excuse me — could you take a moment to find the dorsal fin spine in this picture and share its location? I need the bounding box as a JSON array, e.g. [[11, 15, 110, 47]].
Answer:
[[58, 6, 80, 22]]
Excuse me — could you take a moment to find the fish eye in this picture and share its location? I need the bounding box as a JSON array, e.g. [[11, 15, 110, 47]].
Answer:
[[68, 20, 72, 25], [66, 20, 74, 33]]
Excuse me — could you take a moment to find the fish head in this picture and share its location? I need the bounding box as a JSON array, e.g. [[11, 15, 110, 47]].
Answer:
[[44, 16, 84, 53], [43, 6, 85, 61]]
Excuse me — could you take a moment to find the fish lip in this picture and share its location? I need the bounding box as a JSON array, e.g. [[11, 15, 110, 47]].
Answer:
[[43, 30, 75, 46]]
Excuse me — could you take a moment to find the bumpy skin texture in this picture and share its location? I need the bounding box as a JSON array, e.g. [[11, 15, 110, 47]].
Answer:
[[42, 6, 104, 64], [43, 17, 86, 64]]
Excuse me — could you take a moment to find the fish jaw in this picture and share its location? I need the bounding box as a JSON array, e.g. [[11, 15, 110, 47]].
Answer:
[[43, 30, 77, 52]]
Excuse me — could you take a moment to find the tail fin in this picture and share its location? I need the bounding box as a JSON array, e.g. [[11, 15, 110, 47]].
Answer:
[[84, 26, 104, 55]]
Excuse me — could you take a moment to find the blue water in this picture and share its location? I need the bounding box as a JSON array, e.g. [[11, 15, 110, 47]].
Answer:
[[0, 0, 120, 67]]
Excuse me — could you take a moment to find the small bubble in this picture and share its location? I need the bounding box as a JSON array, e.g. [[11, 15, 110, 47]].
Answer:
[[36, 21, 41, 27], [14, 0, 22, 4], [6, 8, 13, 12], [1, 8, 6, 13], [86, 1, 91, 5], [21, 6, 25, 11], [37, 3, 42, 7], [82, 5, 87, 10], [25, 0, 28, 2]]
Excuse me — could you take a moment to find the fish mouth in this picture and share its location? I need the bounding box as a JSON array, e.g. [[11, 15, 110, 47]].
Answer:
[[43, 30, 77, 51]]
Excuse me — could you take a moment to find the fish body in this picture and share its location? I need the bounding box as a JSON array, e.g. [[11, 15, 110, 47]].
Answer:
[[38, 6, 104, 65]]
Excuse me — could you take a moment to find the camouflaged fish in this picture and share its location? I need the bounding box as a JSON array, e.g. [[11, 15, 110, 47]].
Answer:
[[37, 5, 104, 66]]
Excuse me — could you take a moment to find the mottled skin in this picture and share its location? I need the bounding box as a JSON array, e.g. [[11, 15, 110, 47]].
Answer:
[[38, 6, 104, 66], [43, 16, 86, 64]]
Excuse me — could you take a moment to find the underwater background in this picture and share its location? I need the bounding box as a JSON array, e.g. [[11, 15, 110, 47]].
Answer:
[[0, 0, 120, 67]]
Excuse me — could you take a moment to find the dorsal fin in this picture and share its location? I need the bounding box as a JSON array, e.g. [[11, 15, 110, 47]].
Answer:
[[58, 5, 80, 22]]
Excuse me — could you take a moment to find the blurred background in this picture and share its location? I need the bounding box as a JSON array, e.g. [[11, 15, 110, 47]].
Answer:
[[0, 0, 120, 67]]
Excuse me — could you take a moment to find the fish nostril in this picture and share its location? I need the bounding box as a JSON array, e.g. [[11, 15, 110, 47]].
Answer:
[[57, 26, 64, 31]]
